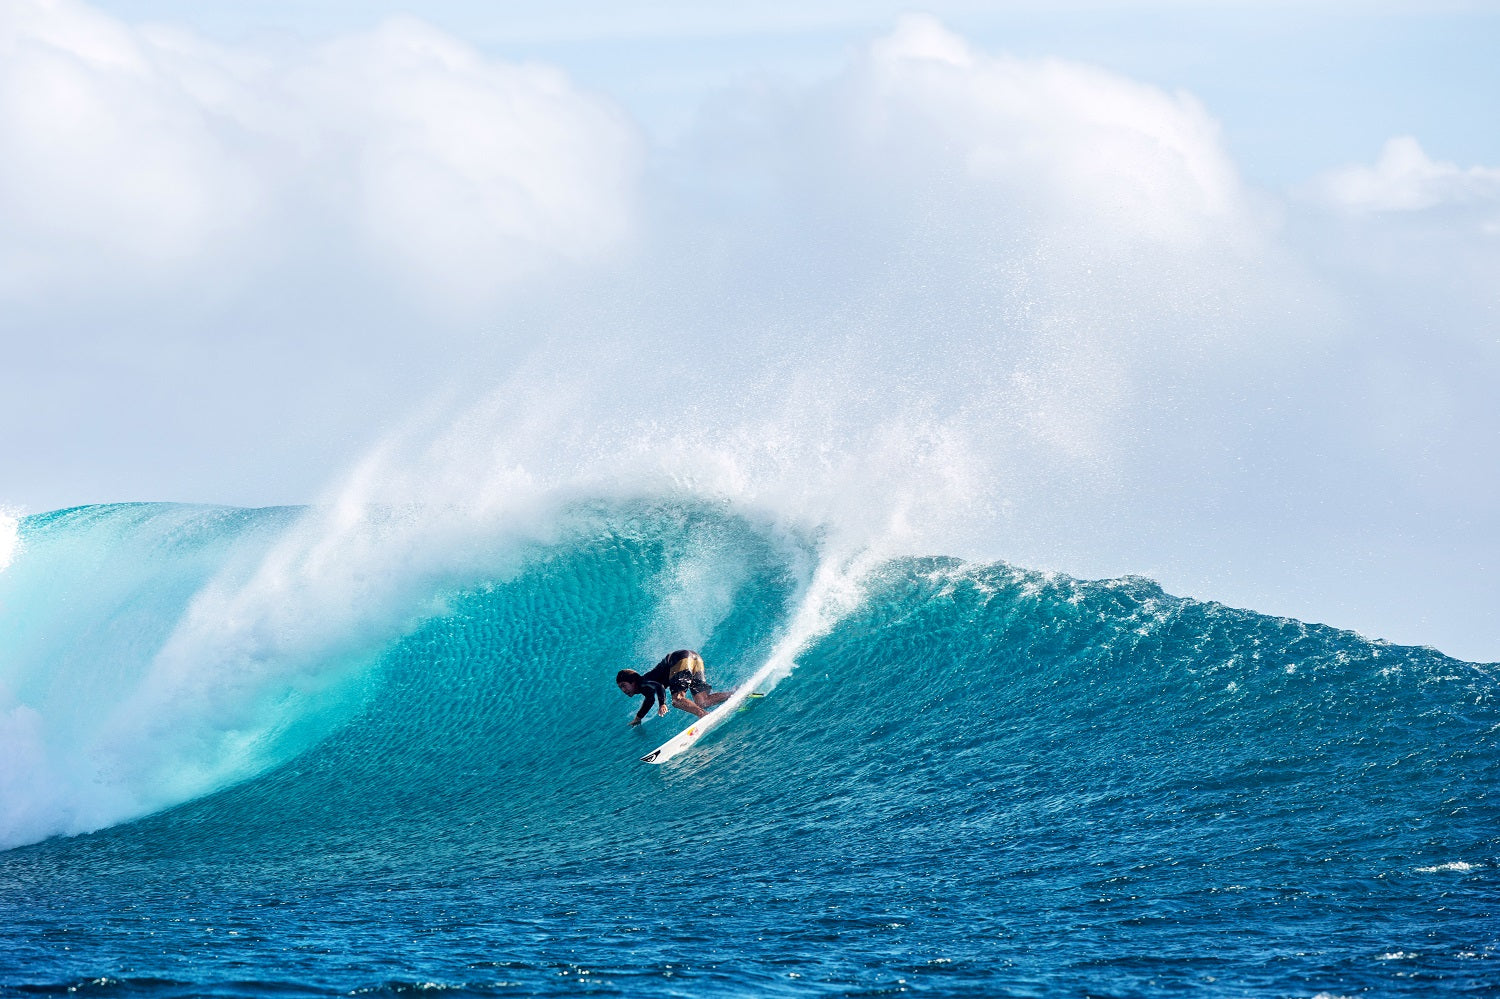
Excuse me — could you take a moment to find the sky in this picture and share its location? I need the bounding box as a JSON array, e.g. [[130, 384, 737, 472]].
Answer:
[[1, 0, 1497, 662]]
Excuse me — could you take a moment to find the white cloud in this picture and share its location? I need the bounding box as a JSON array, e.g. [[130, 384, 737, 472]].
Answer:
[[855, 15, 1249, 249], [694, 12, 1257, 262], [294, 18, 642, 307], [672, 15, 1282, 475], [1316, 135, 1500, 214], [0, 0, 262, 293], [0, 0, 642, 308]]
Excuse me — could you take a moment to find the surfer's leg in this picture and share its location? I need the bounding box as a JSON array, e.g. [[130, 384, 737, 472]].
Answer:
[[671, 692, 707, 717], [695, 688, 733, 709], [683, 667, 729, 711]]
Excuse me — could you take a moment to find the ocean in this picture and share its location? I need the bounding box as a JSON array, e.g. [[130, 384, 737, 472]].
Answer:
[[1, 501, 1494, 997]]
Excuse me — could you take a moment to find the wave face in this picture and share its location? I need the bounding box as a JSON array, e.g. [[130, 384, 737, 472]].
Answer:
[[1, 502, 1496, 998]]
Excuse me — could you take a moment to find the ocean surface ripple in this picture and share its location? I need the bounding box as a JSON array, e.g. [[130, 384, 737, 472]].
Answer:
[[1, 503, 1495, 997]]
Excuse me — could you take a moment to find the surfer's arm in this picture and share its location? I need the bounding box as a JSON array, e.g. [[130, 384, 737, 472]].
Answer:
[[631, 681, 666, 725], [642, 680, 669, 718]]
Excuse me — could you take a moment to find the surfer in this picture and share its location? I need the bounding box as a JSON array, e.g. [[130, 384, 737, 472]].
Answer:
[[617, 649, 732, 726]]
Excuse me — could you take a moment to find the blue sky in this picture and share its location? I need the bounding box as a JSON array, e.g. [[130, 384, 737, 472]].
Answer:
[[1, 0, 1497, 661]]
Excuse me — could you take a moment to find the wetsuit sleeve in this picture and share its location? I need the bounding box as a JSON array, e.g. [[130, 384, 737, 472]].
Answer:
[[637, 680, 667, 721]]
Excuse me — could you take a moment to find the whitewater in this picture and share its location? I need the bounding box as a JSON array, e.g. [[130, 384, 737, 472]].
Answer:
[[1, 496, 1495, 997]]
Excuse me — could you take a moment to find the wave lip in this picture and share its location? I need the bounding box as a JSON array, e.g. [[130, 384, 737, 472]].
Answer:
[[0, 510, 17, 572], [0, 503, 332, 848]]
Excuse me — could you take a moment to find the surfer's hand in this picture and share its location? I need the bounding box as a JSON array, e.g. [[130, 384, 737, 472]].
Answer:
[[657, 706, 668, 716], [628, 719, 640, 727]]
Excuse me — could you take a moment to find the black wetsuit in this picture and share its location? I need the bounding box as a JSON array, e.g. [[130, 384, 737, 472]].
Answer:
[[633, 650, 709, 723]]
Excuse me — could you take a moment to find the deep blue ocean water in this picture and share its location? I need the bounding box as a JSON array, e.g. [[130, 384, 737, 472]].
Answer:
[[1, 503, 1495, 997]]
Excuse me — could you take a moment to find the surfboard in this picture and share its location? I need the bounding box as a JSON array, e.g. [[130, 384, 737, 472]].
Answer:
[[640, 690, 765, 765]]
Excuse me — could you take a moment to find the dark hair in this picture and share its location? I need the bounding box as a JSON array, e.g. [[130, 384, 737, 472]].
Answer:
[[616, 669, 641, 686]]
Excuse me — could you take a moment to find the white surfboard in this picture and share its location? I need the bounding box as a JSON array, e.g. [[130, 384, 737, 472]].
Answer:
[[639, 683, 766, 765]]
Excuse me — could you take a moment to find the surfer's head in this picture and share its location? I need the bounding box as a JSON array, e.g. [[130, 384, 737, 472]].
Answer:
[[615, 669, 642, 696]]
